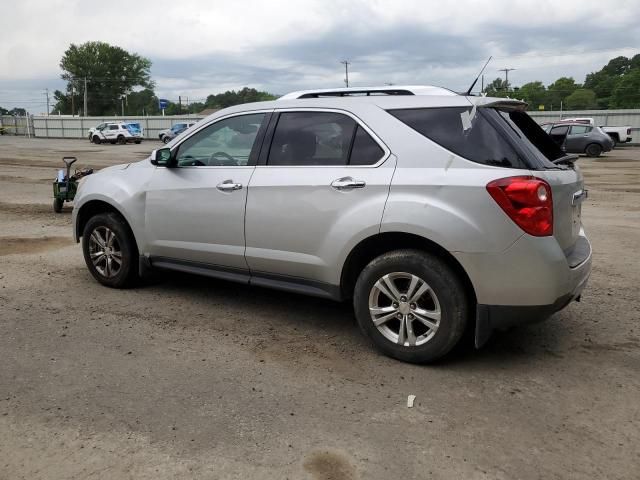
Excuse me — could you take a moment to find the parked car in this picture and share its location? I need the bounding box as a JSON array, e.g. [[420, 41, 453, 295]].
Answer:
[[158, 122, 197, 143], [541, 122, 613, 157], [555, 117, 632, 147], [72, 85, 592, 363], [88, 122, 143, 145]]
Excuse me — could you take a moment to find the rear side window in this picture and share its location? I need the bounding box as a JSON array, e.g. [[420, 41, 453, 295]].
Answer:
[[388, 107, 527, 169], [349, 126, 385, 165], [268, 112, 356, 166], [570, 125, 591, 135], [108, 125, 118, 130]]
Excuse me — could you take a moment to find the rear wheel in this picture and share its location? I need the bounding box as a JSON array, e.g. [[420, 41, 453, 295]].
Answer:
[[609, 136, 617, 149], [117, 135, 126, 145], [53, 198, 63, 213], [134, 140, 141, 144], [585, 143, 602, 157], [353, 249, 468, 363], [82, 212, 138, 288]]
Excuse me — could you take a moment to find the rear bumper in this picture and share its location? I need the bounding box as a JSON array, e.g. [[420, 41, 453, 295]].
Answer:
[[453, 229, 592, 347], [474, 270, 589, 347]]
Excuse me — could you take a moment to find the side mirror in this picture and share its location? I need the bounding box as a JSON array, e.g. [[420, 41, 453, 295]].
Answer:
[[150, 148, 172, 167]]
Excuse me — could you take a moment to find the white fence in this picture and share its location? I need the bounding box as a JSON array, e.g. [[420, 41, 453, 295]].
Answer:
[[3, 109, 640, 143], [29, 115, 205, 140]]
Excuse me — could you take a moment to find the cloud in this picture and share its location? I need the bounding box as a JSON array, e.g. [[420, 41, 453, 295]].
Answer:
[[1, 0, 639, 110]]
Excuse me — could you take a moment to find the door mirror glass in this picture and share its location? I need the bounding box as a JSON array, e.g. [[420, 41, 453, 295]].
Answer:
[[151, 148, 172, 166]]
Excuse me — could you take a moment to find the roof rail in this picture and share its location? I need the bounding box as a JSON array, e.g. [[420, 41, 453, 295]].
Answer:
[[297, 89, 414, 98], [278, 85, 457, 100]]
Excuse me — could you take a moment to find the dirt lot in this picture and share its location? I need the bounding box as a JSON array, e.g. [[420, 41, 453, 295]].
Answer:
[[0, 137, 638, 479]]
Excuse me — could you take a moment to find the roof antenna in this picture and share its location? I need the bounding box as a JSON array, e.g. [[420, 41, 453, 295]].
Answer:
[[465, 56, 492, 96]]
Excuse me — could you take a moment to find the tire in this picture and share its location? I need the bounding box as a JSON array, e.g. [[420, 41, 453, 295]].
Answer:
[[134, 140, 141, 144], [53, 198, 63, 213], [585, 143, 602, 157], [82, 212, 139, 288], [609, 136, 617, 149], [353, 249, 468, 363], [92, 135, 102, 144], [117, 135, 126, 145], [162, 136, 171, 144]]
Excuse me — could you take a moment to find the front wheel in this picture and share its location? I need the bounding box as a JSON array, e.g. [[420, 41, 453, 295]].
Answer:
[[162, 136, 171, 144], [82, 212, 139, 288], [92, 135, 102, 144], [353, 249, 468, 363], [585, 143, 602, 157]]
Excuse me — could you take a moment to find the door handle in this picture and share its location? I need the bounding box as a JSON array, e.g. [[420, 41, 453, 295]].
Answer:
[[216, 180, 243, 192], [331, 176, 366, 190]]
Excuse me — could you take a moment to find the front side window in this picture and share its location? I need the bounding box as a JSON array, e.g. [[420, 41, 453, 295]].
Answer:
[[172, 124, 185, 133], [268, 112, 356, 166], [175, 113, 265, 167]]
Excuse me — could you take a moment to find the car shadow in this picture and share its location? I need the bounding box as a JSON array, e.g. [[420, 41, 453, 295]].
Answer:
[[146, 271, 572, 368]]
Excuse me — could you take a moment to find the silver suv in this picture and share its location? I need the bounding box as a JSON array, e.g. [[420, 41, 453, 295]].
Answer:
[[72, 86, 592, 363]]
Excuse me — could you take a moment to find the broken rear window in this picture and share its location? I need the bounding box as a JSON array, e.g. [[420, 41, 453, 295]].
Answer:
[[388, 107, 528, 169]]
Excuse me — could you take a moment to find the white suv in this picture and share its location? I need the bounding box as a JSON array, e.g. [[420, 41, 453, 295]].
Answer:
[[89, 122, 143, 145], [72, 86, 592, 363]]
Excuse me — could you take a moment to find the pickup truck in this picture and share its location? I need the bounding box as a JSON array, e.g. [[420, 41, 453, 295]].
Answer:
[[558, 118, 632, 147]]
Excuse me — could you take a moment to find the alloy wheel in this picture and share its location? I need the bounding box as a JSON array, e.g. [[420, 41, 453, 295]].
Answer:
[[88, 226, 122, 278], [368, 272, 441, 347]]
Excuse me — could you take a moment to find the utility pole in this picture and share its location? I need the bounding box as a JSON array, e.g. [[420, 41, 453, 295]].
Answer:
[[71, 86, 75, 117], [121, 96, 125, 116], [340, 60, 351, 88], [498, 68, 516, 92], [83, 77, 88, 116], [179, 95, 182, 114], [44, 89, 50, 116]]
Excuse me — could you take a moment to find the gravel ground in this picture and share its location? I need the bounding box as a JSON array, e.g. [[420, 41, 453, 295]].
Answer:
[[0, 137, 638, 479]]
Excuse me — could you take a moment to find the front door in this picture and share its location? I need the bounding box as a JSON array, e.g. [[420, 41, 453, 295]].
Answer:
[[144, 112, 267, 270], [244, 110, 395, 286]]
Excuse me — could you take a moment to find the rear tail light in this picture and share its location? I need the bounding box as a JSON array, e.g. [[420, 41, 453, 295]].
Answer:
[[486, 176, 553, 236]]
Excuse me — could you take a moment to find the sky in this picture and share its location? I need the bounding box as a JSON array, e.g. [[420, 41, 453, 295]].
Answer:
[[1, 0, 639, 113]]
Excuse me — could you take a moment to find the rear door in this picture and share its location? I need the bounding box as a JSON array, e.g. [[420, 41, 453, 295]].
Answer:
[[244, 109, 395, 284], [565, 125, 591, 152], [549, 125, 569, 149]]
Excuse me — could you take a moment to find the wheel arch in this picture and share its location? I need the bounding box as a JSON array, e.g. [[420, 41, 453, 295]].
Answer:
[[340, 232, 477, 306], [76, 199, 136, 245]]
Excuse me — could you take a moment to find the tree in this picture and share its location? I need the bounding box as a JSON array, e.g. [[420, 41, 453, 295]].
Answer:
[[125, 88, 160, 115], [517, 81, 547, 109], [54, 41, 153, 116], [205, 87, 277, 109], [483, 77, 508, 97], [609, 69, 640, 108], [602, 56, 631, 76], [565, 88, 598, 110], [0, 106, 9, 115], [547, 77, 579, 109]]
